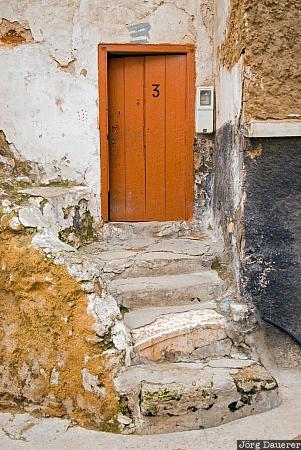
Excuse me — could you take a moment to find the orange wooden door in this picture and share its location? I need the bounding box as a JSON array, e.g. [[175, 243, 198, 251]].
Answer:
[[108, 54, 190, 222]]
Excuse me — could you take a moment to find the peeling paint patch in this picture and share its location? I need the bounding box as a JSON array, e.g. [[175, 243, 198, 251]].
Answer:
[[55, 97, 64, 111], [0, 19, 34, 46], [80, 68, 88, 77], [128, 22, 151, 43], [0, 130, 42, 185], [247, 143, 262, 161], [51, 56, 76, 74]]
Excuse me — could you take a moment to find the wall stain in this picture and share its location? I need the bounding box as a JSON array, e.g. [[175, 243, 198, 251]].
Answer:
[[242, 138, 301, 342]]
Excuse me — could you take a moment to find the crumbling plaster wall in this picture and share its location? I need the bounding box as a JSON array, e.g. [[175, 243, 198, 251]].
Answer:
[[0, 159, 131, 429], [215, 0, 243, 130], [212, 0, 244, 280], [216, 0, 301, 367], [220, 0, 301, 122], [0, 0, 215, 220], [213, 0, 301, 269], [0, 225, 119, 430]]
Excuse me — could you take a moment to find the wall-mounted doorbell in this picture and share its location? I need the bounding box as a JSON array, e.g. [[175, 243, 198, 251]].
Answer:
[[195, 86, 214, 134]]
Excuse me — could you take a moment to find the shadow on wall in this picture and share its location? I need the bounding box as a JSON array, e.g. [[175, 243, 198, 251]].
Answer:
[[242, 137, 301, 339], [212, 123, 236, 233]]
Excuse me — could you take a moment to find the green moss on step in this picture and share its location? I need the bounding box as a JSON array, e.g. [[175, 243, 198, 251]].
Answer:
[[119, 395, 133, 418], [143, 388, 182, 403], [119, 305, 129, 316], [143, 405, 159, 417], [39, 198, 48, 212], [59, 210, 99, 248], [211, 256, 221, 271]]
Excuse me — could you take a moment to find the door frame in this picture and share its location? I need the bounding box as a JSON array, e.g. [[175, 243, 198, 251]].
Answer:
[[98, 43, 195, 222]]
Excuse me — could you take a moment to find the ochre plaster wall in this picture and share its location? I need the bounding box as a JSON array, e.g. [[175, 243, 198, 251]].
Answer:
[[220, 0, 301, 122], [0, 220, 118, 430]]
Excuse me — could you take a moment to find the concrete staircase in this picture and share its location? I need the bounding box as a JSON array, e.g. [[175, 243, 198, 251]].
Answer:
[[81, 222, 280, 434]]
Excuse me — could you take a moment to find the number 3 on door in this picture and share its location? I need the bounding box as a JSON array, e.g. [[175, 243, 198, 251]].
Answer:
[[152, 83, 160, 97]]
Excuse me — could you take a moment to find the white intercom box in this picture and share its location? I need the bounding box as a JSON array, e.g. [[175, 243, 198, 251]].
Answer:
[[195, 86, 214, 134]]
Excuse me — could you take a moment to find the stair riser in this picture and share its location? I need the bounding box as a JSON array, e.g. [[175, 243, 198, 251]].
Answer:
[[131, 331, 233, 364], [112, 283, 223, 310], [135, 389, 280, 434], [102, 258, 211, 281], [101, 221, 189, 240], [115, 363, 280, 435]]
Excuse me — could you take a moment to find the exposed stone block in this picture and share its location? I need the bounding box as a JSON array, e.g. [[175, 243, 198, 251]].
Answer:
[[115, 361, 280, 434]]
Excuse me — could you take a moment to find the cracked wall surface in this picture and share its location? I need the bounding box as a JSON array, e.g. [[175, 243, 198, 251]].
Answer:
[[0, 0, 214, 220]]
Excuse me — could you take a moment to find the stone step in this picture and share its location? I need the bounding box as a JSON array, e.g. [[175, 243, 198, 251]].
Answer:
[[101, 221, 190, 240], [115, 360, 280, 434], [107, 270, 224, 310], [123, 302, 217, 329], [17, 186, 97, 239], [81, 249, 212, 280], [80, 237, 220, 280], [128, 308, 234, 364]]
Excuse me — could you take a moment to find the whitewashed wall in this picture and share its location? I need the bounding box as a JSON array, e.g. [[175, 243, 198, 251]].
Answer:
[[214, 0, 243, 130], [0, 0, 214, 218]]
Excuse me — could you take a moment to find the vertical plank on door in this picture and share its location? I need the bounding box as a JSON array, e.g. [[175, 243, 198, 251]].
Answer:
[[108, 57, 126, 221], [165, 54, 187, 220], [185, 50, 195, 221], [145, 56, 166, 220], [124, 57, 145, 221]]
